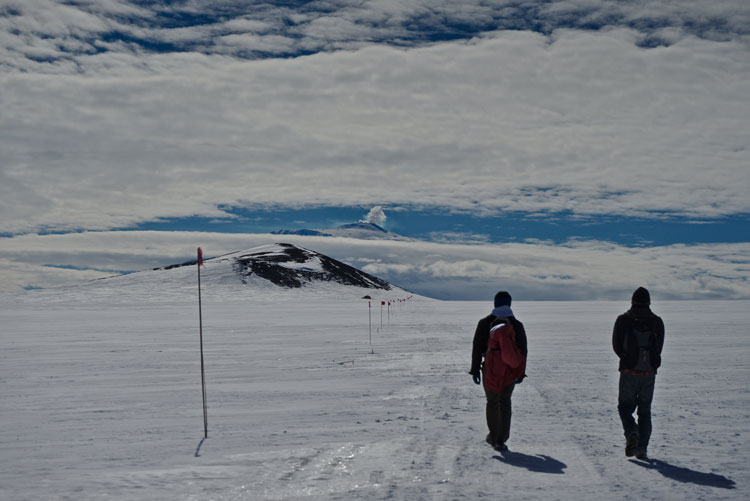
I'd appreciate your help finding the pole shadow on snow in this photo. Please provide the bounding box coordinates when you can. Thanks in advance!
[629,459,735,489]
[195,437,207,458]
[493,450,567,474]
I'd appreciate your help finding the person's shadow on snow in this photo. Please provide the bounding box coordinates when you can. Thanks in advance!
[493,450,567,474]
[630,458,735,489]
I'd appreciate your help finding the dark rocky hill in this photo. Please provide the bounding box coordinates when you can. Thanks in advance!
[231,243,392,290]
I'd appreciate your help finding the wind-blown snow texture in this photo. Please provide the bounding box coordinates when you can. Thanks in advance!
[1,277,747,499]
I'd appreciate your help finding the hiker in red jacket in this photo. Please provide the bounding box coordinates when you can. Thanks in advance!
[469,291,528,451]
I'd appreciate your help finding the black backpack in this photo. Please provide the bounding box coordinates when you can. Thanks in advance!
[628,318,654,371]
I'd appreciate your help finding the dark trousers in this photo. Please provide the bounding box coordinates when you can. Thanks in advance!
[617,372,655,448]
[484,382,515,445]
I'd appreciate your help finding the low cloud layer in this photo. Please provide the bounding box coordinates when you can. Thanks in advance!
[2,231,748,301]
[2,29,749,235]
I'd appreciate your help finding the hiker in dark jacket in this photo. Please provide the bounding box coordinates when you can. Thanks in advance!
[612,287,665,460]
[469,291,528,451]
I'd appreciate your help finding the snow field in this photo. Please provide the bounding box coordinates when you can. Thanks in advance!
[1,293,747,500]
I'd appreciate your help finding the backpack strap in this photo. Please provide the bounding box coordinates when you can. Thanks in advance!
[486,316,508,352]
[490,315,509,328]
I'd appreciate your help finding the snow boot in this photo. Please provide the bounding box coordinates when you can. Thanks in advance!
[635,446,648,460]
[625,432,639,457]
[486,434,507,451]
[486,434,495,447]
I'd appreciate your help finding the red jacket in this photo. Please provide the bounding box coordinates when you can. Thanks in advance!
[483,320,526,393]
[470,314,528,377]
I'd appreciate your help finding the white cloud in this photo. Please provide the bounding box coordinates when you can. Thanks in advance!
[4,1,749,72]
[1,231,748,300]
[361,206,387,226]
[1,29,749,235]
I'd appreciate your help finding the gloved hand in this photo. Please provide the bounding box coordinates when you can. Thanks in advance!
[472,373,481,385]
[515,374,527,384]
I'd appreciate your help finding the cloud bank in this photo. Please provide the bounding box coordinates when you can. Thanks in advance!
[2,231,748,300]
[2,29,749,235]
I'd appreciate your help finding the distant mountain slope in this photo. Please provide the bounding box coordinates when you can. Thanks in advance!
[15,243,412,305]
[230,243,392,290]
[149,243,400,293]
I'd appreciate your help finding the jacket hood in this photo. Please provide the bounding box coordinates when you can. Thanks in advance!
[626,305,655,319]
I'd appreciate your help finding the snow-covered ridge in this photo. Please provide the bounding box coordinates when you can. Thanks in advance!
[227,243,393,290]
[145,243,398,294]
[7,243,412,306]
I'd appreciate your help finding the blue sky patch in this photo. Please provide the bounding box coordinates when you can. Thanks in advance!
[128,205,750,247]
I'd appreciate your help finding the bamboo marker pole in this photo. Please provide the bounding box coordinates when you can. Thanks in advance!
[198,247,207,439]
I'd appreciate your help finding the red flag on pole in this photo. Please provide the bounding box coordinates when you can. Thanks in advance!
[197,247,204,267]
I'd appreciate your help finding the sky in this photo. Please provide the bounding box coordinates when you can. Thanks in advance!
[1,0,749,300]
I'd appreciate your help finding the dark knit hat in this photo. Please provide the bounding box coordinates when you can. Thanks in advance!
[494,291,512,307]
[632,287,650,305]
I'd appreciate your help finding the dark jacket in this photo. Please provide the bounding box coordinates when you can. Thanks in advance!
[612,305,665,373]
[470,314,528,376]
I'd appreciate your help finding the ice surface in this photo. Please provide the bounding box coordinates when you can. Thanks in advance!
[1,286,747,500]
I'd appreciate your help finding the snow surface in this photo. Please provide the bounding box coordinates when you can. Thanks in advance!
[1,285,747,500]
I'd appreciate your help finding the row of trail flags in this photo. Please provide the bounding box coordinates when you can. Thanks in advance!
[196,247,413,438]
[361,295,414,353]
[379,297,414,326]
